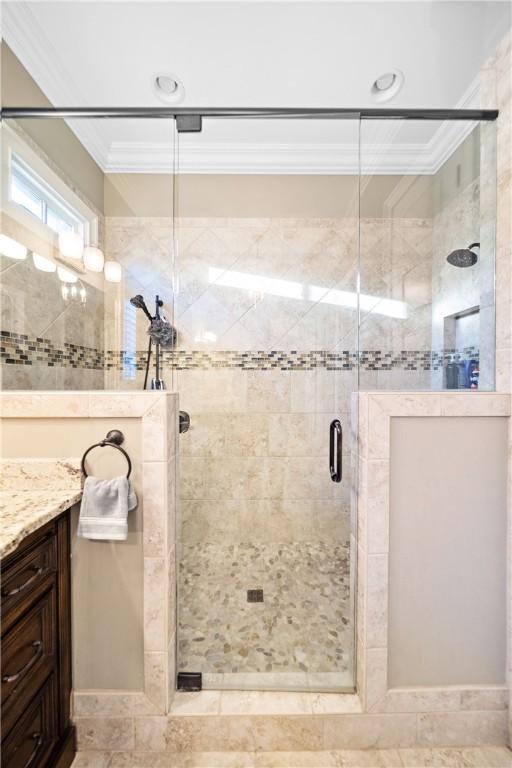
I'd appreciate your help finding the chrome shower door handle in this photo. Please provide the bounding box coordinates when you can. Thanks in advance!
[329,419,342,482]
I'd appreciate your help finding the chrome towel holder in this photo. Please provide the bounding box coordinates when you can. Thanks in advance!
[81,430,132,479]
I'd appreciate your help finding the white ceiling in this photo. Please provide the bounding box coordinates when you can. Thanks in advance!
[3,1,510,173]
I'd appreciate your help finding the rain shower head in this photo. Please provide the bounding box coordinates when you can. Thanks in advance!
[446,242,480,268]
[129,294,153,321]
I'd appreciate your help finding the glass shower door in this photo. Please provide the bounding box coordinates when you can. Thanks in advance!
[175,116,360,692]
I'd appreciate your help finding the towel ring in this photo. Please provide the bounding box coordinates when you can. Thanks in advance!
[81,430,132,479]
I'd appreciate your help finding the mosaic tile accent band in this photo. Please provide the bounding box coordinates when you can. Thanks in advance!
[1,331,479,372]
[0,331,103,370]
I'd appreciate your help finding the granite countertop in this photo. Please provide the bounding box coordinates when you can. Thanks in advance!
[0,459,82,558]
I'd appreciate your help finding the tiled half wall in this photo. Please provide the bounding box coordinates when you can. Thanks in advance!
[0,391,179,718]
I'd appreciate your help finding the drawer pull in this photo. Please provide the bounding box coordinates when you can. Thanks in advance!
[1,565,46,597]
[23,732,44,768]
[2,640,43,683]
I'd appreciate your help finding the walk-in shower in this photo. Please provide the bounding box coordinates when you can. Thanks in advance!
[0,106,497,694]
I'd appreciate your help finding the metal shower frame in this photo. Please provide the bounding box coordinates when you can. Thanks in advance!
[0,107,499,131]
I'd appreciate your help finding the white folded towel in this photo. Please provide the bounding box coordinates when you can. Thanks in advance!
[77,476,137,541]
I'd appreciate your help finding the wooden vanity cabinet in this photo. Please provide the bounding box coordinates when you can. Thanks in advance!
[1,510,75,768]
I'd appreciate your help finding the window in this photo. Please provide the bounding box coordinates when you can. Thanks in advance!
[123,300,137,381]
[9,154,85,237]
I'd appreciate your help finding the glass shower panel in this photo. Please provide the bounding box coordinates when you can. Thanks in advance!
[1,115,104,390]
[100,119,177,392]
[175,116,360,692]
[359,118,496,392]
[0,116,176,391]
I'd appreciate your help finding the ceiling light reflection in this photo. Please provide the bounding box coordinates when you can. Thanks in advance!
[194,331,218,344]
[210,267,303,300]
[208,267,407,320]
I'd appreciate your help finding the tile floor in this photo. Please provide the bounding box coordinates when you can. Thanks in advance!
[72,747,512,767]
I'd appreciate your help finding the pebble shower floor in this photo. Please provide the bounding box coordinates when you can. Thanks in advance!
[178,541,352,682]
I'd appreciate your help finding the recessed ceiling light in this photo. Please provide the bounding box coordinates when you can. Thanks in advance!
[153,73,185,104]
[156,75,178,95]
[371,69,404,102]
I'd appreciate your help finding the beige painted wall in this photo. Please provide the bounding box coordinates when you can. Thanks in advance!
[1,44,104,213]
[105,172,433,219]
[104,137,480,221]
[389,415,507,687]
[1,416,144,690]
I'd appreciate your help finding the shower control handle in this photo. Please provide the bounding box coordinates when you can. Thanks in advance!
[329,419,342,483]
[179,410,190,434]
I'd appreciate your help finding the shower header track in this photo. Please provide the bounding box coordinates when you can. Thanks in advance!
[1,107,498,133]
[1,106,499,121]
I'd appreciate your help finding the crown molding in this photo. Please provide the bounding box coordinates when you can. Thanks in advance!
[105,120,478,175]
[2,1,109,169]
[106,141,363,174]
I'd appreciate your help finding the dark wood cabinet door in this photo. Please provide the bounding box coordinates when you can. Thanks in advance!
[1,527,57,633]
[2,673,59,768]
[2,585,57,736]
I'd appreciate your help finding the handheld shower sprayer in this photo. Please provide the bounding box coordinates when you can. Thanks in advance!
[129,294,153,322]
[129,293,177,390]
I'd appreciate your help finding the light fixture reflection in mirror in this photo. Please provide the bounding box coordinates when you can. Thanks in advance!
[83,245,105,272]
[57,265,78,283]
[104,261,122,283]
[32,252,56,273]
[61,281,87,304]
[0,234,28,260]
[58,231,84,260]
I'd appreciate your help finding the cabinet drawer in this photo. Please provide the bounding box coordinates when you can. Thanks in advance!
[1,531,57,630]
[2,587,57,736]
[2,672,59,768]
